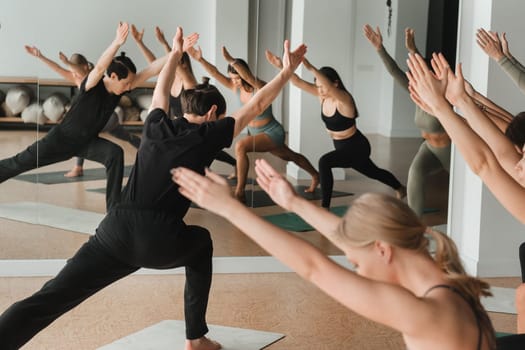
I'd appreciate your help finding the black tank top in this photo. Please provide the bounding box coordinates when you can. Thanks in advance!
[423,284,483,350]
[321,107,356,131]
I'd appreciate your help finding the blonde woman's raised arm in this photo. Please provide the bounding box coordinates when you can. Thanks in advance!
[171,165,446,336]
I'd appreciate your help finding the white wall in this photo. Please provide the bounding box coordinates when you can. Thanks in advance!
[0,0,214,77]
[0,0,250,113]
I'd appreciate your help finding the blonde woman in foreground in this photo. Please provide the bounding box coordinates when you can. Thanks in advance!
[172,159,496,350]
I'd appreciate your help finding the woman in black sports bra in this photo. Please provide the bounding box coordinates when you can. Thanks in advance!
[173,162,497,349]
[266,51,406,208]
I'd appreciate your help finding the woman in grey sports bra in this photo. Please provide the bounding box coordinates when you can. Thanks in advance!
[174,163,497,349]
[188,45,319,202]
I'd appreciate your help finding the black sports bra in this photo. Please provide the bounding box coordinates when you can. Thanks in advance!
[423,284,482,350]
[321,107,356,131]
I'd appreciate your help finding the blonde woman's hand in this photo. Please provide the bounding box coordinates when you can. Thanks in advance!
[171,167,235,217]
[255,159,298,211]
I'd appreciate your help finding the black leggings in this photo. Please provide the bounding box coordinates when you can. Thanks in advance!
[319,130,402,208]
[0,127,123,210]
[0,208,213,349]
[214,150,236,167]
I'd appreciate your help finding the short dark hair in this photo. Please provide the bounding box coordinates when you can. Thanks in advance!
[506,111,525,149]
[107,52,137,80]
[181,83,226,116]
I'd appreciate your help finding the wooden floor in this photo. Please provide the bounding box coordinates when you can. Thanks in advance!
[0,129,514,349]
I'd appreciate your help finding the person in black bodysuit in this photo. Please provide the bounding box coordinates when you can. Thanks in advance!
[1,22,169,211]
[130,25,237,177]
[0,28,307,350]
[266,51,405,208]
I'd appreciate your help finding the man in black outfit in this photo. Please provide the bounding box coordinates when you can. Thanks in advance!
[0,22,168,211]
[0,27,306,350]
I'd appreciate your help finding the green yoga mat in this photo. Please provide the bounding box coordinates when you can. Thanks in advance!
[15,165,134,184]
[263,205,349,232]
[263,205,439,232]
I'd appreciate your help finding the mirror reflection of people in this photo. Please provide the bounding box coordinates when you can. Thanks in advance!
[5,22,165,211]
[266,51,405,208]
[406,51,525,348]
[188,45,319,202]
[172,159,496,350]
[363,25,449,217]
[0,28,308,350]
[130,24,237,179]
[25,45,142,179]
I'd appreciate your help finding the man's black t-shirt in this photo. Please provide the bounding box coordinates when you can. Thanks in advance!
[121,108,235,218]
[57,77,122,145]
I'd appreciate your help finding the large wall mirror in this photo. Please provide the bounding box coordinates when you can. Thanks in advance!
[0,0,450,269]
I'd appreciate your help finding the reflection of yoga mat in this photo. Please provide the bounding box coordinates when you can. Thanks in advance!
[244,186,351,208]
[481,286,516,314]
[263,206,349,232]
[98,320,284,350]
[14,165,133,184]
[0,202,103,235]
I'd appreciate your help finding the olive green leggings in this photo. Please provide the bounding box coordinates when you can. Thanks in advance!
[407,141,450,216]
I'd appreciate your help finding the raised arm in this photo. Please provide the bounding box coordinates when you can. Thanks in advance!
[477,28,525,95]
[363,24,409,90]
[149,27,183,114]
[130,24,156,63]
[501,32,525,71]
[230,40,305,137]
[155,26,172,54]
[171,165,453,336]
[131,32,198,90]
[85,22,129,91]
[222,46,265,89]
[302,57,356,117]
[404,28,421,55]
[187,46,234,90]
[466,80,514,131]
[265,49,317,96]
[407,53,525,223]
[24,45,76,84]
